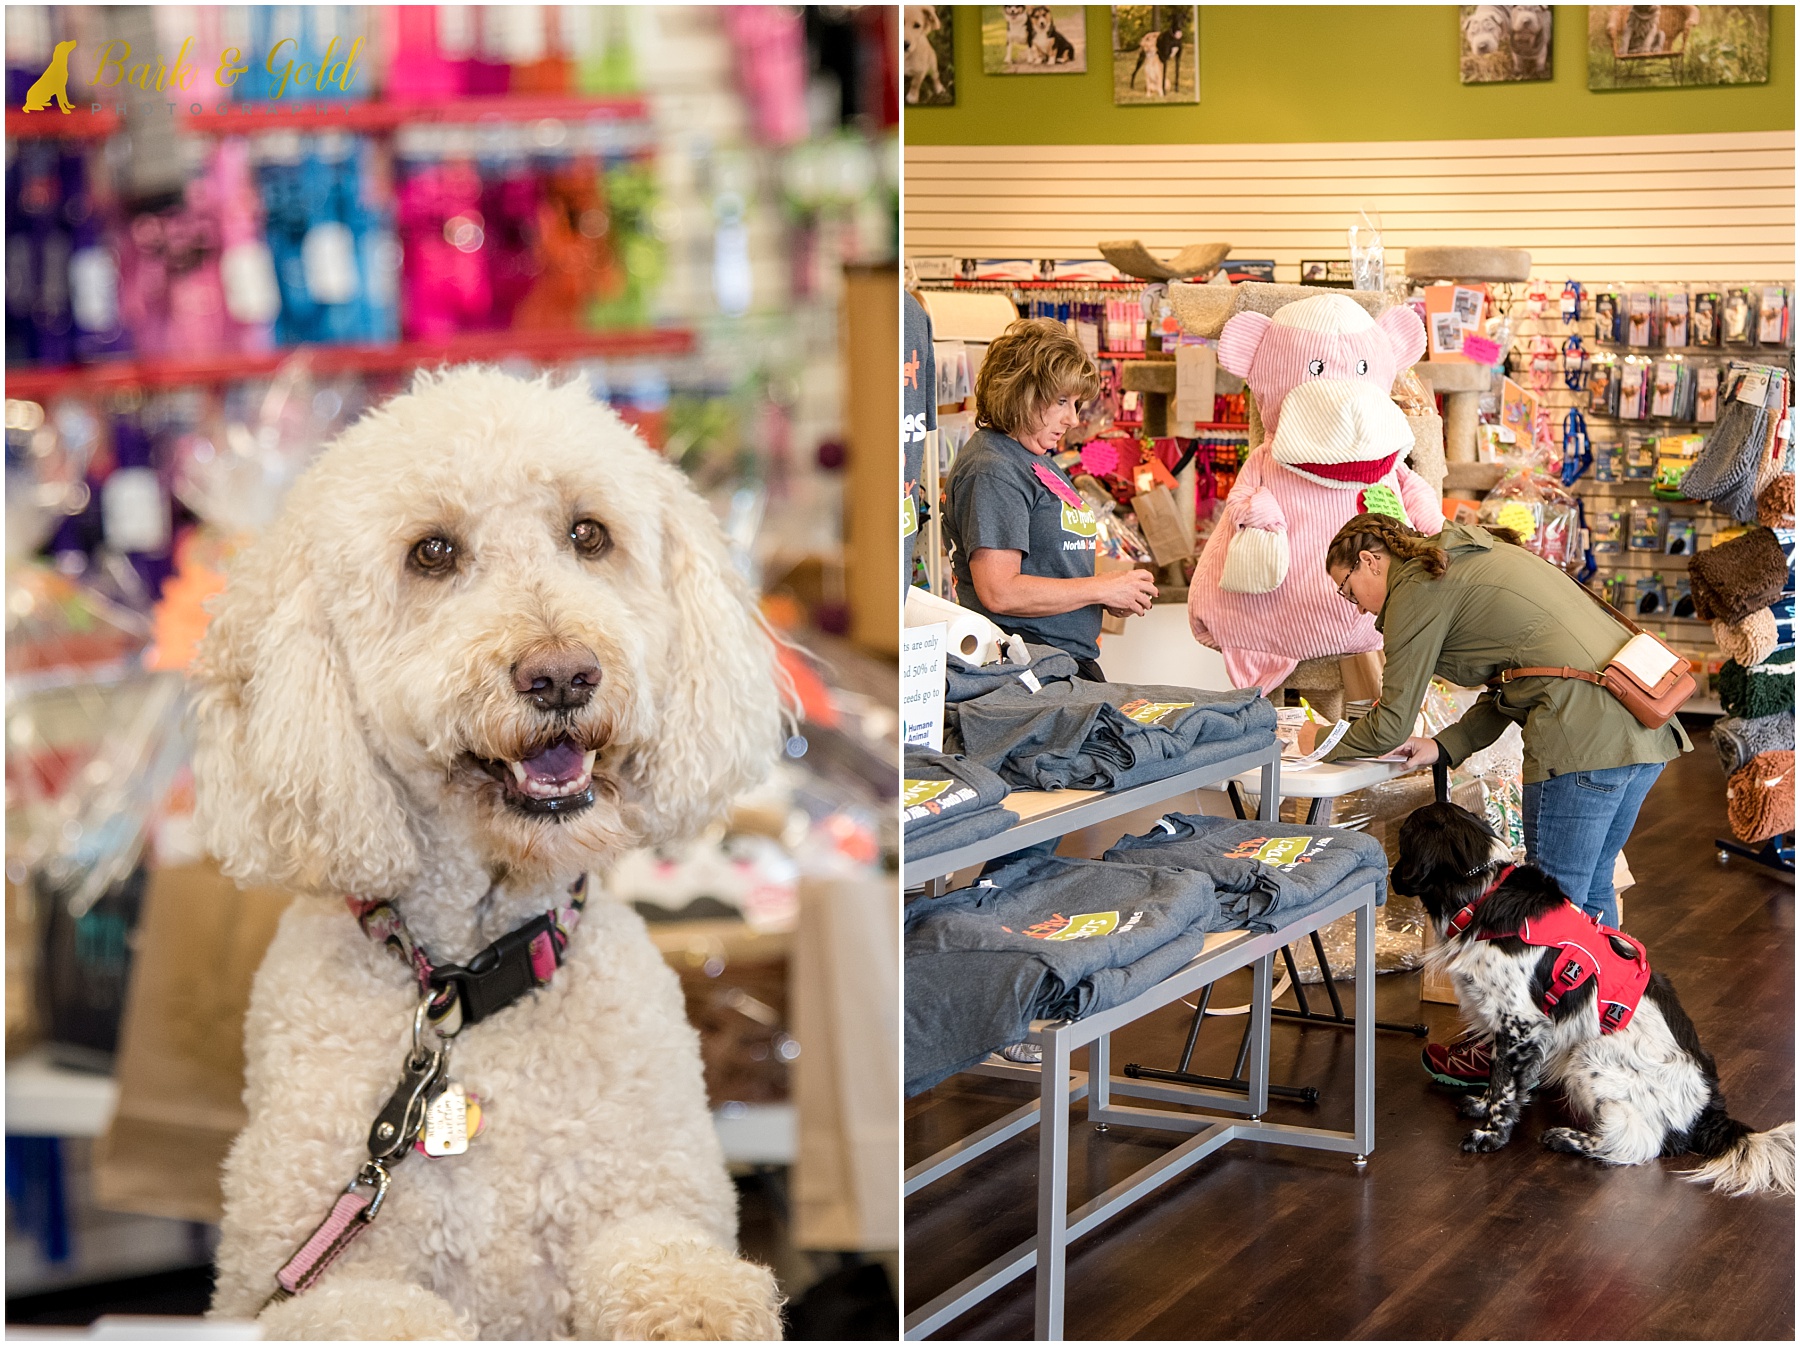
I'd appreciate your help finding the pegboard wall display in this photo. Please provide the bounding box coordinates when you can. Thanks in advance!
[1470,278,1794,712]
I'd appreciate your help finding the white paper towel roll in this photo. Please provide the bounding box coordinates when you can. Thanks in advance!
[918,290,1022,342]
[904,587,1010,666]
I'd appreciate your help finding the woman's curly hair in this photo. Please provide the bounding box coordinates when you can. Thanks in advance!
[974,318,1101,437]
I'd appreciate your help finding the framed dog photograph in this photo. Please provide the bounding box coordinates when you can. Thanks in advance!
[982,5,1087,73]
[1111,6,1199,104]
[1460,5,1553,83]
[1588,4,1771,89]
[904,5,956,105]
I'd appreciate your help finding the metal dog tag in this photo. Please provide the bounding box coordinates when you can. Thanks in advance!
[422,1082,470,1158]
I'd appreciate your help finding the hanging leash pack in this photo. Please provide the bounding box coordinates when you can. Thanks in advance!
[264,877,588,1307]
[1561,408,1592,486]
[1562,334,1588,391]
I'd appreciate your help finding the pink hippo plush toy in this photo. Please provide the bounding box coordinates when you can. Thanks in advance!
[1188,292,1441,692]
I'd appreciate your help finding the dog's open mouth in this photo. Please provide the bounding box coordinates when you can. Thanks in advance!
[470,736,598,818]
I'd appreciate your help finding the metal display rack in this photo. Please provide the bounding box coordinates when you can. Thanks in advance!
[905,873,1381,1341]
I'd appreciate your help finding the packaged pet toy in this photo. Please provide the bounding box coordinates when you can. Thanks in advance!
[1723,289,1754,345]
[1594,289,1620,343]
[1692,290,1722,347]
[1186,292,1439,691]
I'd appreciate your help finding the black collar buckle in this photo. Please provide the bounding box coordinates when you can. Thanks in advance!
[428,909,559,1028]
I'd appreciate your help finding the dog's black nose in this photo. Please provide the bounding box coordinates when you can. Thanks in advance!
[513,647,601,712]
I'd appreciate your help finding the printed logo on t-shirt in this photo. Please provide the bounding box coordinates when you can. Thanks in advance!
[1060,501,1098,539]
[1021,910,1144,941]
[903,778,952,808]
[1118,698,1194,726]
[1224,835,1335,869]
[1031,460,1098,543]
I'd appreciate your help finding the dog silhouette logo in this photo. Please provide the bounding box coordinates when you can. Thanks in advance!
[23,40,77,113]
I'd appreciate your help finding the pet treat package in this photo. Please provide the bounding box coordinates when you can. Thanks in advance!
[1477,471,1580,570]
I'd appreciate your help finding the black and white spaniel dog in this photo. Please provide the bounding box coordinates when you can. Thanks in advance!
[1395,801,1793,1197]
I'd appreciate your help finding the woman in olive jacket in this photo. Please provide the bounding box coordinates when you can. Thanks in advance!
[1323,513,1689,924]
[1322,514,1689,1082]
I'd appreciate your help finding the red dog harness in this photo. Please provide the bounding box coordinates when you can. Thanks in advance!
[1446,865,1651,1034]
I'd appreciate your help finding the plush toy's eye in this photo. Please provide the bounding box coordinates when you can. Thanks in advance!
[409,535,458,576]
[1308,359,1325,376]
[571,518,612,558]
[1356,358,1369,375]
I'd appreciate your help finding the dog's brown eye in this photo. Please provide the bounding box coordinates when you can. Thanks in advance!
[571,518,611,558]
[410,535,457,575]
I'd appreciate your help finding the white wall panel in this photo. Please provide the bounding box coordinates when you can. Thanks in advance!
[903,131,1796,283]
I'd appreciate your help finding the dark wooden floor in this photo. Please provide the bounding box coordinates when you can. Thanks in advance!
[904,726,1795,1340]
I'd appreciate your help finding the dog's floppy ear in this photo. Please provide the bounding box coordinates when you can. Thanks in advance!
[190,507,418,897]
[628,465,783,845]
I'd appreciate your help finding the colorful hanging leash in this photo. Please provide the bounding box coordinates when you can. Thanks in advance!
[1561,408,1592,486]
[1562,334,1588,390]
[1560,280,1584,326]
[1573,495,1597,583]
[265,878,588,1308]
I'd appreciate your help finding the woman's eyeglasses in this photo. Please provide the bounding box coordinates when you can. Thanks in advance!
[1335,563,1360,604]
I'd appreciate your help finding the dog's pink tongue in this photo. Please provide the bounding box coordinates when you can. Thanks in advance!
[521,738,585,784]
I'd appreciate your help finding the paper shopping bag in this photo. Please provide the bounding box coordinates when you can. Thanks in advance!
[92,862,292,1223]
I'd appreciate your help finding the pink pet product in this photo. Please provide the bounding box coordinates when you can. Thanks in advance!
[1187,292,1441,693]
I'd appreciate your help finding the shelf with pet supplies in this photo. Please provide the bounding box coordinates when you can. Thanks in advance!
[2,326,697,398]
[6,93,651,141]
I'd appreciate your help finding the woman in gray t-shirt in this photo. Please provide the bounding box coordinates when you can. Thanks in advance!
[943,319,1156,679]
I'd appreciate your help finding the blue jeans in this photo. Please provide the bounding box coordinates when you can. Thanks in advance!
[1521,763,1664,929]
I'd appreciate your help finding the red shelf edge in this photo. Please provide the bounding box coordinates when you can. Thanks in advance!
[3,328,695,399]
[8,94,648,141]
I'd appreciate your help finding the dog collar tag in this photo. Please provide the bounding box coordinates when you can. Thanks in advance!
[421,1082,472,1158]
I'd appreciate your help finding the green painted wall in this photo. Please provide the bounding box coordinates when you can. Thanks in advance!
[906,5,1795,144]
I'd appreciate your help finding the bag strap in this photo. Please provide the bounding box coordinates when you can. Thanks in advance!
[1496,664,1609,687]
[1488,563,1648,690]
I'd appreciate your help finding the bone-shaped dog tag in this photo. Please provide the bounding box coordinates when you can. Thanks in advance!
[422,1082,470,1157]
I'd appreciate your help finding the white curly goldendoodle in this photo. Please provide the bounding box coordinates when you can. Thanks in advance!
[192,367,786,1339]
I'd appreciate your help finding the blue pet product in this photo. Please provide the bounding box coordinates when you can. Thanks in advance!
[65,152,133,364]
[9,142,77,367]
[102,412,174,601]
[243,6,367,105]
[258,134,389,346]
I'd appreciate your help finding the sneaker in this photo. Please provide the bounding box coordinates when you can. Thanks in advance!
[1422,1036,1491,1089]
[995,1041,1043,1066]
